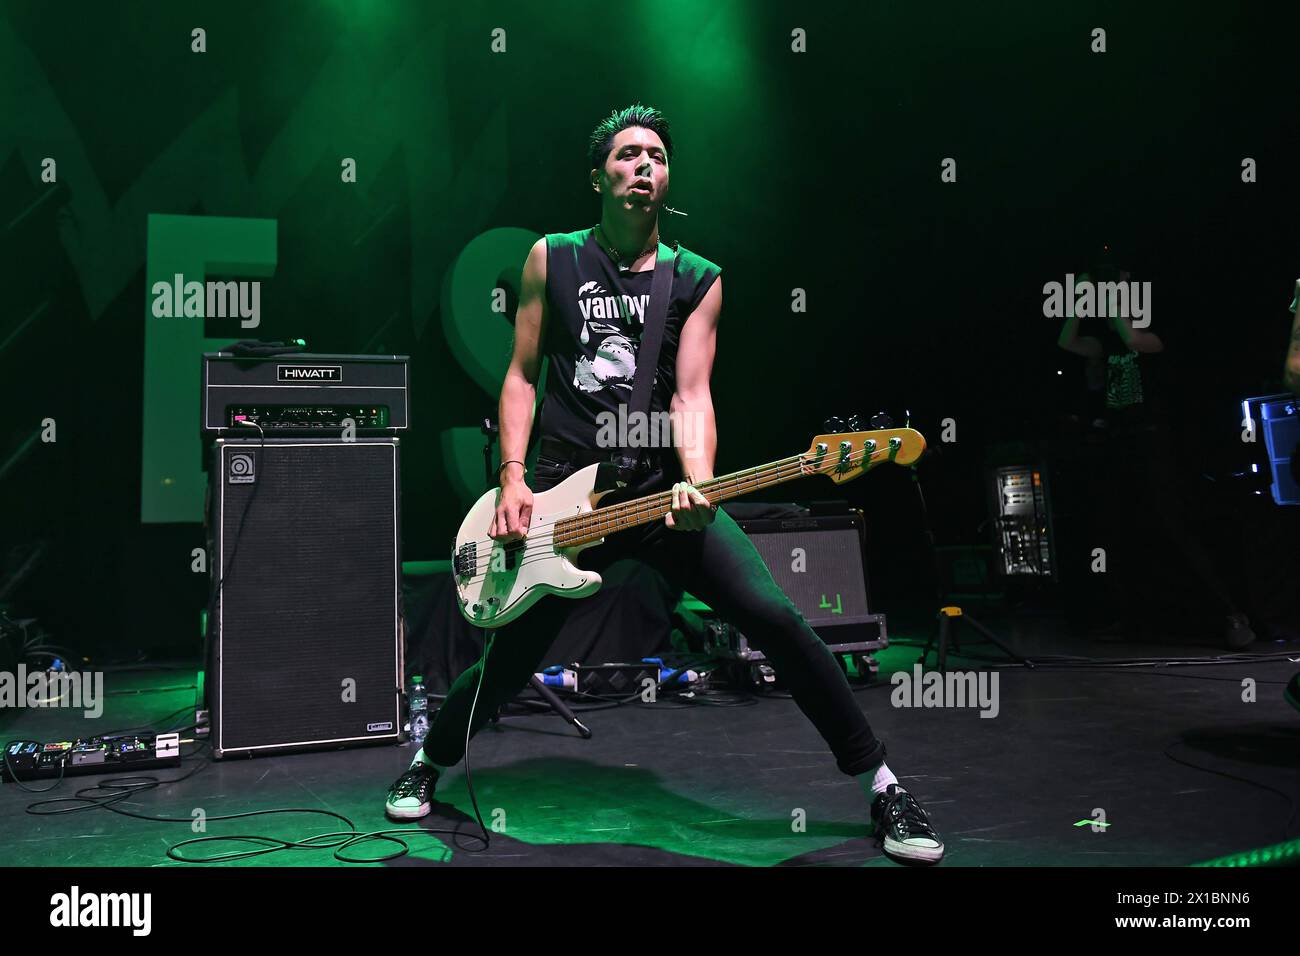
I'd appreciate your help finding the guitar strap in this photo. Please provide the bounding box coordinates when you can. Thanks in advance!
[616,240,677,477]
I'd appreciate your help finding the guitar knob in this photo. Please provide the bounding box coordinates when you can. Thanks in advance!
[471,603,482,613]
[822,415,844,433]
[869,411,894,429]
[846,414,862,431]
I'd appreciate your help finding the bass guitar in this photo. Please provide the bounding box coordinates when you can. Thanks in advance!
[452,426,925,627]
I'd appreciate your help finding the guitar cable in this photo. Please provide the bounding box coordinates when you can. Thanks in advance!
[208,419,266,614]
[453,633,492,851]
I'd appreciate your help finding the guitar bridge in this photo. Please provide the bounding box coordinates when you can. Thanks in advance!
[453,541,476,579]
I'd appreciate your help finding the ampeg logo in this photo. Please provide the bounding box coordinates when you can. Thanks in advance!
[277,364,342,382]
[367,721,393,733]
[228,452,256,484]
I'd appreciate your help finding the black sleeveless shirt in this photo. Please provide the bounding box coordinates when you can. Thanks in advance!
[535,227,722,451]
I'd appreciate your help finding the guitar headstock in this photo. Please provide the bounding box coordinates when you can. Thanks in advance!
[801,414,926,484]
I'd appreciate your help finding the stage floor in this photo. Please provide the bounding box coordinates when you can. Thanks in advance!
[2,614,1297,867]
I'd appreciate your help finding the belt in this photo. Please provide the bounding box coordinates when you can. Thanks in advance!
[538,437,660,471]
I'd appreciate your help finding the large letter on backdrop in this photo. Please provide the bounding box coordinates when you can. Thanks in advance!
[141,214,277,523]
[439,227,544,506]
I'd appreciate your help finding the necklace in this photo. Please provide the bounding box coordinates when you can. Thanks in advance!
[594,224,658,272]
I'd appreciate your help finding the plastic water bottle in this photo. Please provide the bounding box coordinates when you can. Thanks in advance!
[408,675,429,747]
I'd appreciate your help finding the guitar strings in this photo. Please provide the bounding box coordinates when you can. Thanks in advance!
[457,455,800,561]
[458,445,895,575]
[456,445,900,582]
[487,440,906,556]
[464,451,803,555]
[461,452,813,569]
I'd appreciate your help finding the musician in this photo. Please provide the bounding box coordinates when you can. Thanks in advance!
[1056,257,1254,648]
[384,104,944,863]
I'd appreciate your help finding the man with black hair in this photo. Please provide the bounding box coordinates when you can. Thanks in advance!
[383,103,945,864]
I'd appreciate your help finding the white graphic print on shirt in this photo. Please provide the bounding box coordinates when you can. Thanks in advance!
[572,279,653,395]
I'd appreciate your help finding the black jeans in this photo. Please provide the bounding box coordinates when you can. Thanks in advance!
[422,457,886,777]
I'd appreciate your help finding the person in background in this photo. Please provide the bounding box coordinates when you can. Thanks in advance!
[1057,254,1254,649]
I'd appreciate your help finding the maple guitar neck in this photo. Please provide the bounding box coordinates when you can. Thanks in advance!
[551,427,925,549]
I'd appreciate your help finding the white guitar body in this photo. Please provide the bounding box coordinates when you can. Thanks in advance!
[452,463,617,628]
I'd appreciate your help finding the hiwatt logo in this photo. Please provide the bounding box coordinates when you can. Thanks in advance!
[577,280,650,327]
[151,273,260,328]
[49,886,151,936]
[890,664,999,718]
[1041,272,1151,328]
[277,364,342,382]
[0,666,103,718]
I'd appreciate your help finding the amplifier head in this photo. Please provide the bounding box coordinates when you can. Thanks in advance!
[202,352,410,434]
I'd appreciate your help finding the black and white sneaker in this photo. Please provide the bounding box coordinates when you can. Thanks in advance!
[384,761,439,820]
[871,784,945,864]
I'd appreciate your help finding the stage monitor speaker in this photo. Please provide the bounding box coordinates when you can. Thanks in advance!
[206,437,402,758]
[729,512,886,647]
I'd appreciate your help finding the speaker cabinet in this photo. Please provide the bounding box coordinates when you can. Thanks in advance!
[205,437,402,758]
[709,512,887,657]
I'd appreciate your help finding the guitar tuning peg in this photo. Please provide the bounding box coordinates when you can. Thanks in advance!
[845,414,862,431]
[822,415,844,433]
[869,411,894,430]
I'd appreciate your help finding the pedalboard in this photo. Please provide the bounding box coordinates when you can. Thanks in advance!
[1,733,182,782]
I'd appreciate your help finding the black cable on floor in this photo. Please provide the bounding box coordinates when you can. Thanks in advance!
[1162,741,1300,842]
[930,650,1299,672]
[6,705,486,863]
[16,738,491,864]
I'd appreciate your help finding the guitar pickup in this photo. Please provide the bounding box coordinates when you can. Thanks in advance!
[500,540,524,572]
